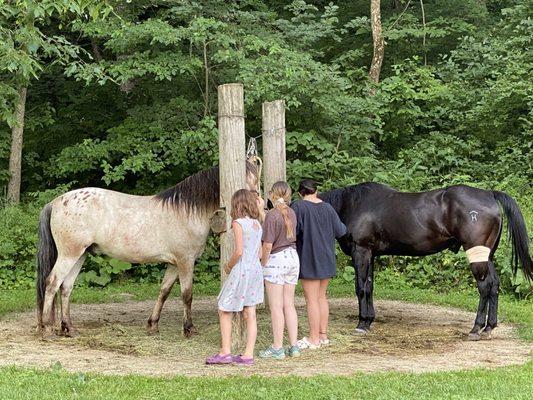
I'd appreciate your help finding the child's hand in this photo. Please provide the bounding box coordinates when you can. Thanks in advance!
[256,195,265,210]
[224,263,233,275]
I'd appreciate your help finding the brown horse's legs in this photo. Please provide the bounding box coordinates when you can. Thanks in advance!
[352,246,373,333]
[41,255,83,338]
[147,264,178,334]
[178,263,197,338]
[60,254,86,337]
[469,261,491,341]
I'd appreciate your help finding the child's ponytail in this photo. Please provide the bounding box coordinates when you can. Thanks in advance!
[270,181,294,239]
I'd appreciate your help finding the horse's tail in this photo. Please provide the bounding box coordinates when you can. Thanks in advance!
[492,191,533,281]
[36,203,57,327]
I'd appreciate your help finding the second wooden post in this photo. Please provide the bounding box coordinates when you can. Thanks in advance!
[262,100,286,197]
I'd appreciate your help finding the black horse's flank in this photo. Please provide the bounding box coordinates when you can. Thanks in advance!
[320,183,533,340]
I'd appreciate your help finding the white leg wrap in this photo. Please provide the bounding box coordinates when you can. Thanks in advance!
[465,246,491,263]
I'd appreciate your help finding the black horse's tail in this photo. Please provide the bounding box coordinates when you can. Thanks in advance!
[36,203,57,327]
[492,191,533,281]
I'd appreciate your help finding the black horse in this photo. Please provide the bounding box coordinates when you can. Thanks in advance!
[320,183,532,340]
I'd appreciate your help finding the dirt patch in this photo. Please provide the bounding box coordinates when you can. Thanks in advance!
[0,297,530,377]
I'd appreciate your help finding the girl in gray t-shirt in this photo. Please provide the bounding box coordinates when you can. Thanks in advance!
[259,181,301,360]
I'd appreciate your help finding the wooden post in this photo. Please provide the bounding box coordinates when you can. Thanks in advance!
[262,100,286,310]
[218,83,246,349]
[262,100,286,198]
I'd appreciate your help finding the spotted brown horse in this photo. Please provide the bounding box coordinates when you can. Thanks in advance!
[36,162,258,339]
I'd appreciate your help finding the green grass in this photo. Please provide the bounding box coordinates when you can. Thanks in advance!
[0,362,531,400]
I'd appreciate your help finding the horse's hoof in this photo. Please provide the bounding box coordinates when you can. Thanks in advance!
[468,332,481,341]
[61,328,80,338]
[41,328,57,341]
[146,325,159,336]
[354,327,369,335]
[480,329,493,340]
[184,326,198,338]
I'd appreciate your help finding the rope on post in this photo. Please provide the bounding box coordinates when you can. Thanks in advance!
[262,126,286,136]
[246,137,262,194]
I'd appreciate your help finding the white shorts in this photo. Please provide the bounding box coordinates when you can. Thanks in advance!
[263,247,300,285]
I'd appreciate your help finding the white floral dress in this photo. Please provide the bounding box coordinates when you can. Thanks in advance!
[217,217,264,312]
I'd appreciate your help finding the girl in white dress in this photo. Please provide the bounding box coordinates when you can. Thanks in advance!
[206,189,263,366]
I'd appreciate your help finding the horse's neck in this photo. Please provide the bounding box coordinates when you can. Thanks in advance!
[158,202,214,242]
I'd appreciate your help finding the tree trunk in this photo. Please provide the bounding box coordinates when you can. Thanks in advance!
[393,0,403,11]
[7,86,27,204]
[91,38,103,62]
[419,0,427,65]
[369,0,385,87]
[203,41,210,117]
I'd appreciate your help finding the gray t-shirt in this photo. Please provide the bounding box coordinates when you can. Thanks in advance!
[261,208,297,254]
[291,200,347,279]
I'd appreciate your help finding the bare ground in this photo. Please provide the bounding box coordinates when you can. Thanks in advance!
[0,297,530,377]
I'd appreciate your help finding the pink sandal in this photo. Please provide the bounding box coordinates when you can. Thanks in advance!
[233,355,254,365]
[206,353,233,365]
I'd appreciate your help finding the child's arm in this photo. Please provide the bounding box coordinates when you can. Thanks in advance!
[256,195,266,223]
[261,242,272,266]
[224,221,243,274]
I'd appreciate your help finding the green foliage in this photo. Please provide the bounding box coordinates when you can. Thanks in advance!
[0,203,37,288]
[0,1,532,296]
[0,0,112,124]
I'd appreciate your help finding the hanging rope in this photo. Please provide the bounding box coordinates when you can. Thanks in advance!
[261,126,285,136]
[246,137,262,194]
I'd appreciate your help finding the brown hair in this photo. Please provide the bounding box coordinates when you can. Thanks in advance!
[298,179,317,196]
[269,181,294,239]
[230,189,260,220]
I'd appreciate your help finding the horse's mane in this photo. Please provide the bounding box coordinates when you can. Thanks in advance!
[155,162,257,213]
[320,182,394,213]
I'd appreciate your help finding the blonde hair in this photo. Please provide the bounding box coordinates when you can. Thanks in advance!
[230,189,260,220]
[270,181,294,239]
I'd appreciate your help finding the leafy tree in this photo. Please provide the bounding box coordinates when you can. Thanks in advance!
[0,0,110,202]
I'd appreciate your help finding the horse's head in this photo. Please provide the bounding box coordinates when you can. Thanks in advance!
[245,159,259,192]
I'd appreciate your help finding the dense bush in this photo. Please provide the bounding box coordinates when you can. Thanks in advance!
[0,2,531,295]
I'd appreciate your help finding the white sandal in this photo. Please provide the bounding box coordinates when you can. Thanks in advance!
[297,337,321,350]
[320,338,331,346]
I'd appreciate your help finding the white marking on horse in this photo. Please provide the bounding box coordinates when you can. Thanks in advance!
[469,210,479,222]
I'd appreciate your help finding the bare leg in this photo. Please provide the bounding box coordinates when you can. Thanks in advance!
[60,254,86,337]
[318,278,330,341]
[178,262,197,337]
[266,281,284,349]
[243,306,257,358]
[219,310,233,355]
[147,264,178,334]
[283,283,298,346]
[301,279,321,345]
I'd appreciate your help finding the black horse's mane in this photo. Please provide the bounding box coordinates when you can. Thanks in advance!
[155,162,257,213]
[320,182,394,213]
